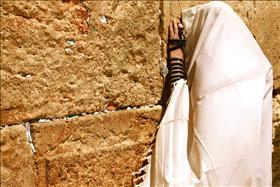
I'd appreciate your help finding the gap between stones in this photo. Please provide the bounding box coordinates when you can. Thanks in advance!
[1,105,162,156]
[0,104,162,128]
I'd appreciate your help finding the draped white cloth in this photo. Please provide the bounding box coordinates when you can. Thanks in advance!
[136,1,273,187]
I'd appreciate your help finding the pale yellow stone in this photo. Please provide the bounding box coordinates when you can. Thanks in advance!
[31,107,161,186]
[0,125,37,187]
[0,1,162,125]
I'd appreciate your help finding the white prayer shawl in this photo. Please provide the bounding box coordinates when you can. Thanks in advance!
[133,1,272,187]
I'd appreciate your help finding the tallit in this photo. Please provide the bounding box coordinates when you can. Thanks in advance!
[133,1,273,186]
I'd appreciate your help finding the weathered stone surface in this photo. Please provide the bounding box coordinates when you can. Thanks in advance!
[273,95,280,186]
[273,122,280,186]
[0,107,161,186]
[41,143,147,187]
[32,106,161,156]
[0,1,163,125]
[31,107,161,186]
[0,125,37,187]
[163,1,280,88]
[251,1,280,90]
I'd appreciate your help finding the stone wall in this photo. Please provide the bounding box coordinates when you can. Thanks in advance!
[273,95,280,186]
[1,1,162,125]
[1,1,279,186]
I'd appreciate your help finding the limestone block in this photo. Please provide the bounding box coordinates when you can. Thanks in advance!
[40,143,147,187]
[0,1,162,125]
[273,95,280,186]
[32,106,161,156]
[163,1,280,88]
[0,125,37,187]
[31,107,161,185]
[251,1,280,89]
[273,121,280,186]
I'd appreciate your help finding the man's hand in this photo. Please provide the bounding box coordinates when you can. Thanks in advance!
[168,19,184,60]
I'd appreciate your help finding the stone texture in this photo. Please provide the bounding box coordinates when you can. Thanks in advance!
[32,106,161,156]
[31,106,161,186]
[0,1,163,125]
[42,143,147,187]
[273,95,280,186]
[163,1,280,88]
[251,1,280,90]
[0,125,37,187]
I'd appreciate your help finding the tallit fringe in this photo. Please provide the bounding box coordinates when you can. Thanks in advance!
[131,124,160,187]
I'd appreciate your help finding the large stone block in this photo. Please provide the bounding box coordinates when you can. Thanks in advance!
[39,143,147,187]
[251,1,280,90]
[0,125,37,187]
[273,95,280,186]
[162,1,280,88]
[273,121,280,186]
[32,106,161,156]
[0,1,163,125]
[31,107,161,186]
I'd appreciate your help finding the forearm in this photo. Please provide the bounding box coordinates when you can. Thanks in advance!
[169,57,185,86]
[168,19,186,88]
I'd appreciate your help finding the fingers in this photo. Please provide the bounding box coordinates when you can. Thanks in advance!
[169,19,182,39]
[169,20,174,38]
[178,23,183,39]
[173,19,178,37]
[178,23,183,29]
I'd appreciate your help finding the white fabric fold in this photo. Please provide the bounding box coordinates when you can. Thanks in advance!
[136,1,272,186]
[139,79,198,187]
